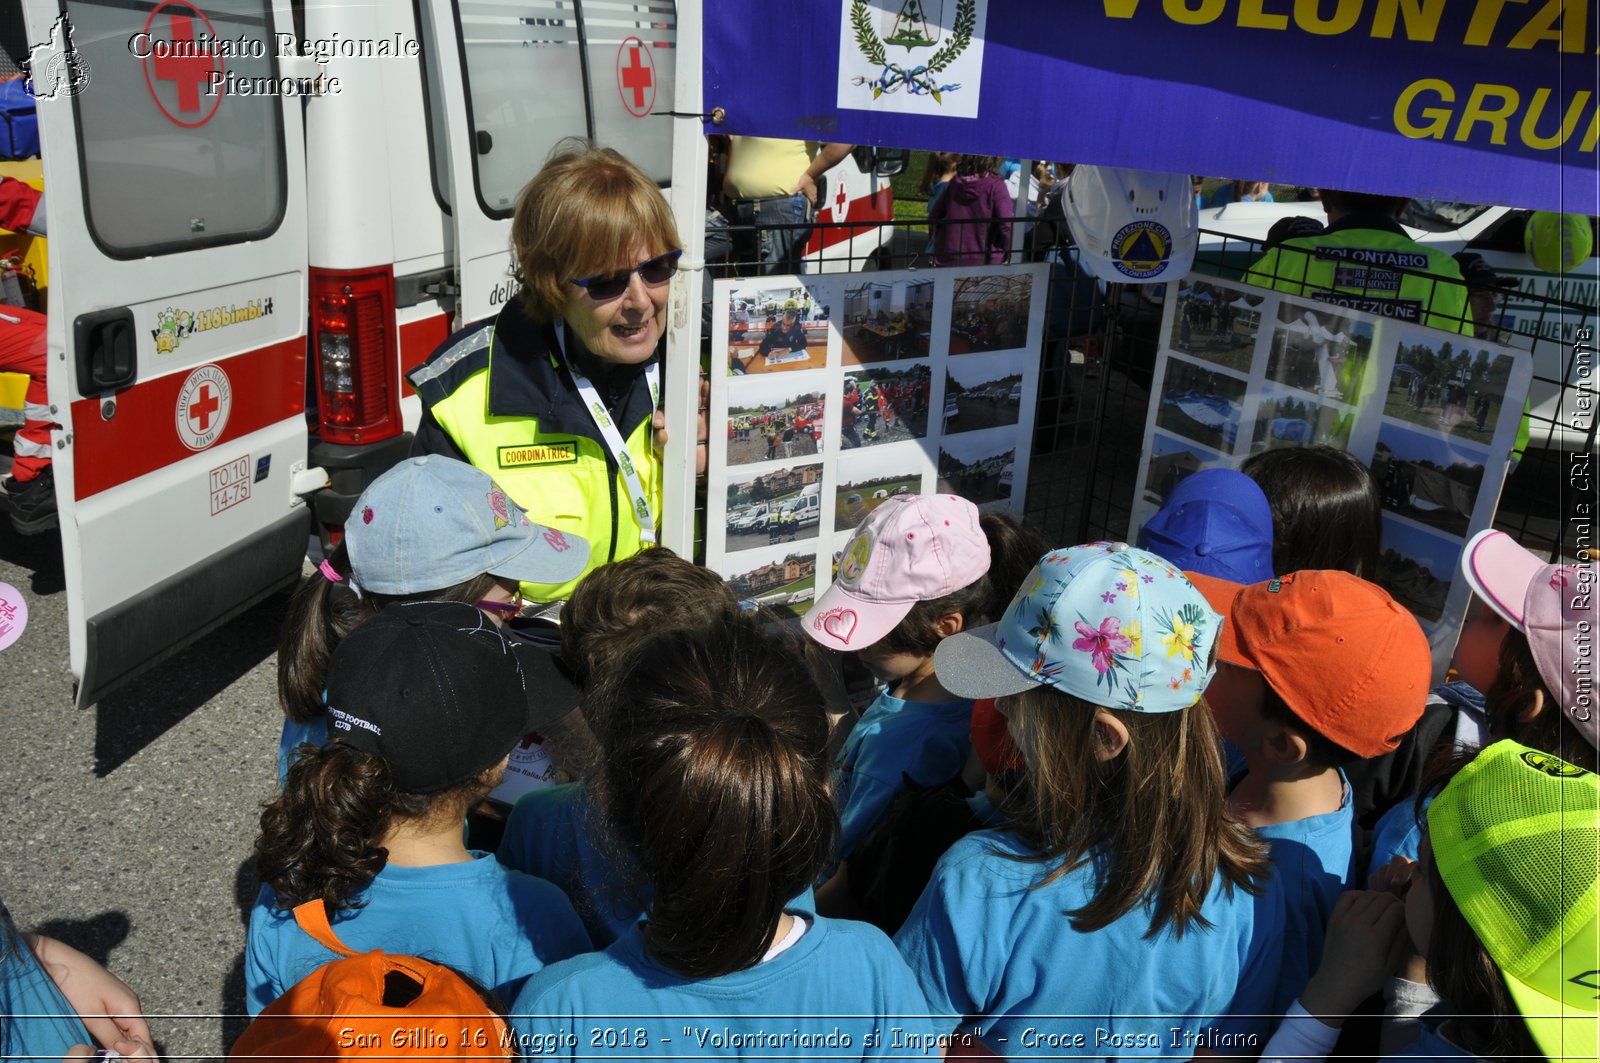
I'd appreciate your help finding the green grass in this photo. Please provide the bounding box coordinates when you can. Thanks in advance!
[892,152,932,226]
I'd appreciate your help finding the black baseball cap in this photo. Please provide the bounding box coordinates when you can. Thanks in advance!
[324,601,534,794]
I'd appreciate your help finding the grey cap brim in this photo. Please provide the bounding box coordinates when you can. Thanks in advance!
[933,622,1041,699]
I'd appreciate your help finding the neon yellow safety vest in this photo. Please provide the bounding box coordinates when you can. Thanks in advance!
[408,303,662,603]
[1244,223,1471,334]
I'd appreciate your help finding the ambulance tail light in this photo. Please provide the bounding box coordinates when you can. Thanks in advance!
[311,267,401,446]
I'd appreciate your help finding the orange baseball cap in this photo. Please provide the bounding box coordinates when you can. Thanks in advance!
[1187,570,1431,757]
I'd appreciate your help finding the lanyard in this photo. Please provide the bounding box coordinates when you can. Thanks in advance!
[554,323,659,546]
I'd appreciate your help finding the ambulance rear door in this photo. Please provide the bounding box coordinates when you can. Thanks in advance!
[23,0,311,707]
[423,0,677,327]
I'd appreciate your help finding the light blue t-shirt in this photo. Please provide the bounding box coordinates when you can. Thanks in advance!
[895,830,1279,1058]
[245,851,590,1015]
[499,782,643,948]
[511,914,939,1060]
[831,690,975,866]
[277,716,327,784]
[1248,775,1356,1019]
[0,907,94,1061]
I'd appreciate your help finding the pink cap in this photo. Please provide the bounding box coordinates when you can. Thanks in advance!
[1461,530,1598,751]
[804,494,991,651]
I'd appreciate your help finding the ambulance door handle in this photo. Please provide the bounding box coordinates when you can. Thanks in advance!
[476,131,492,155]
[73,307,137,398]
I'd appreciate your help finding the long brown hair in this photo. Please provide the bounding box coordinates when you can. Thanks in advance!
[255,744,492,912]
[1423,840,1543,1061]
[276,544,501,723]
[587,616,836,977]
[1002,686,1269,937]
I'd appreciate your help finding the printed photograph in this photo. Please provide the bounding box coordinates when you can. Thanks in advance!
[726,283,831,376]
[841,363,931,449]
[1248,386,1353,454]
[1385,337,1516,445]
[943,350,1026,434]
[1143,432,1222,505]
[834,447,927,532]
[1154,357,1248,453]
[841,279,934,365]
[726,546,819,621]
[1369,424,1487,539]
[725,374,826,467]
[1376,516,1460,623]
[949,273,1032,354]
[724,462,823,553]
[1265,303,1375,403]
[1168,280,1264,375]
[937,429,1015,506]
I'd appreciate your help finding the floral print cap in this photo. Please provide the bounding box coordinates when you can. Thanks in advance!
[932,541,1223,712]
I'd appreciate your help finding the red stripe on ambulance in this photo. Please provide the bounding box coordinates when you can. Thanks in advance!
[808,189,893,254]
[70,338,306,500]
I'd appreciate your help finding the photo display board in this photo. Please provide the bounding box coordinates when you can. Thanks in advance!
[1131,276,1533,679]
[707,264,1048,617]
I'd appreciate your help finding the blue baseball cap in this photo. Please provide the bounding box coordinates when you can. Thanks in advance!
[933,542,1222,713]
[1137,468,1274,584]
[345,456,590,595]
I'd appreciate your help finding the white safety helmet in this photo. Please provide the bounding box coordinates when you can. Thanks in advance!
[1064,166,1197,284]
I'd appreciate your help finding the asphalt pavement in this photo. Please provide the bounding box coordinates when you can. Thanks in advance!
[0,522,291,1061]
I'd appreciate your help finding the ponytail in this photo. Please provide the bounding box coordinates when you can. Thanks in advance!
[276,545,505,724]
[255,744,490,912]
[256,744,397,912]
[877,511,1047,655]
[588,616,835,978]
[277,545,374,724]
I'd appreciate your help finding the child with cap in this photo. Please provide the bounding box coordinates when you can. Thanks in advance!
[497,547,742,946]
[1136,467,1275,584]
[895,543,1278,1057]
[509,615,940,1059]
[1189,568,1431,1019]
[1367,529,1599,877]
[276,455,590,783]
[1259,738,1598,1063]
[245,601,590,1016]
[801,494,1040,882]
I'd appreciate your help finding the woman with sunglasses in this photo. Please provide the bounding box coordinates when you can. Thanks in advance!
[408,140,689,605]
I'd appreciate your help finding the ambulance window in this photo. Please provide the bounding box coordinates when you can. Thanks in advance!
[583,0,675,184]
[414,0,452,212]
[455,0,590,216]
[66,0,287,255]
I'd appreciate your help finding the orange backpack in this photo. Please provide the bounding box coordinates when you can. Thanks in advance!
[229,900,512,1061]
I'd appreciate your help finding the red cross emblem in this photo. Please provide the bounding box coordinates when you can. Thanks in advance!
[188,383,221,431]
[834,185,851,222]
[142,1,224,128]
[616,37,656,118]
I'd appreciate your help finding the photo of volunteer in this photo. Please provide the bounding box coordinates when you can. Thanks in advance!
[407,140,704,604]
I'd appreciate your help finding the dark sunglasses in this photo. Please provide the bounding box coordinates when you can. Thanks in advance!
[572,250,682,301]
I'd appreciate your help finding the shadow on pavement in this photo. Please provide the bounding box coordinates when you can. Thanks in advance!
[92,591,289,777]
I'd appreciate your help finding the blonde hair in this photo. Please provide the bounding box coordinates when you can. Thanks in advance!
[511,140,682,321]
[1002,686,1269,937]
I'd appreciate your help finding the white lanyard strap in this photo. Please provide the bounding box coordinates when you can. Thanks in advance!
[554,323,658,546]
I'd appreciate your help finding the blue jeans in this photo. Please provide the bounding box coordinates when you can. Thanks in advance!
[732,193,812,275]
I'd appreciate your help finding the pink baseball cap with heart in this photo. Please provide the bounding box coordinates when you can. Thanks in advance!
[803,494,991,652]
[1461,529,1599,751]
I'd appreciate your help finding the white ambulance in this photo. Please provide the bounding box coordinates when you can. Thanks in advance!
[15,0,901,706]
